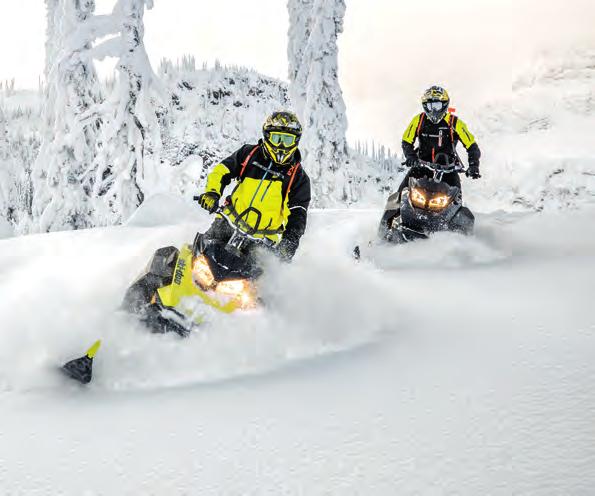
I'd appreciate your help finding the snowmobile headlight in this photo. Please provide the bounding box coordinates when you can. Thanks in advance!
[428,194,452,211]
[216,279,258,309]
[410,187,427,208]
[192,255,215,289]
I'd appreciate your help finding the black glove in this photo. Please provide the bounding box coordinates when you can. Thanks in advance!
[466,163,481,179]
[404,156,418,168]
[198,192,220,213]
[275,238,297,262]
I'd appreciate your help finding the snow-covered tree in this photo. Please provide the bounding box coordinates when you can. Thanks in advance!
[31,0,164,232]
[287,0,350,203]
[32,0,103,232]
[86,0,166,225]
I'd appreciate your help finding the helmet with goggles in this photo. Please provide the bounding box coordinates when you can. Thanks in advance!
[262,111,302,165]
[421,86,450,124]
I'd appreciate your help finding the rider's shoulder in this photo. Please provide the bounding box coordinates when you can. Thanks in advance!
[446,112,470,126]
[233,143,261,162]
[293,156,310,184]
[239,143,260,154]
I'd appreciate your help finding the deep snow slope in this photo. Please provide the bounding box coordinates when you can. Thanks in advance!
[469,49,595,212]
[0,198,594,494]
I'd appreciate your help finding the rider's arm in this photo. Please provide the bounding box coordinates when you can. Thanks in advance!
[454,118,481,166]
[282,169,311,254]
[402,114,423,160]
[205,145,255,195]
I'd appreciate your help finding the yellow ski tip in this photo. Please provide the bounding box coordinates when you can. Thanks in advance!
[85,340,101,359]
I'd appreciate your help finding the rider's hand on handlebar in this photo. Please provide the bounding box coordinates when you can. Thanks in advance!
[198,192,220,213]
[404,156,419,168]
[274,238,297,263]
[466,163,481,179]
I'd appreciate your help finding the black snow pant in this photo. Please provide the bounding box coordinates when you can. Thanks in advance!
[202,218,273,261]
[203,217,235,244]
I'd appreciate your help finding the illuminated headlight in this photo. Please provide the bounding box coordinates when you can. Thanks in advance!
[193,255,257,309]
[192,255,215,289]
[427,194,452,210]
[410,187,427,208]
[216,279,258,309]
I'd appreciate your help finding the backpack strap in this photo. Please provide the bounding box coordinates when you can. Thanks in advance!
[416,113,426,138]
[449,114,457,143]
[282,162,301,212]
[239,145,260,178]
[448,114,463,164]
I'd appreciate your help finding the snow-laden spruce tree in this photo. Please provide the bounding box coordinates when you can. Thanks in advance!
[287,0,350,203]
[33,0,164,231]
[85,0,166,225]
[32,0,103,232]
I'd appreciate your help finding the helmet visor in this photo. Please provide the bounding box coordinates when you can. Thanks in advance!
[423,100,448,123]
[424,101,447,112]
[268,132,298,148]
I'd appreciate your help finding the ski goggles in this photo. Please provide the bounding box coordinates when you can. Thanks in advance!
[423,101,447,112]
[267,132,298,147]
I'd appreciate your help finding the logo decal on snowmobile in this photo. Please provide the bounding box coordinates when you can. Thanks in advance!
[174,259,186,285]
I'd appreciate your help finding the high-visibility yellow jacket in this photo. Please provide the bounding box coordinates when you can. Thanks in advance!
[402,112,481,166]
[205,141,311,244]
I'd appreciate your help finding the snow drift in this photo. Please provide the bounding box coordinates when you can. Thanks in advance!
[0,198,594,494]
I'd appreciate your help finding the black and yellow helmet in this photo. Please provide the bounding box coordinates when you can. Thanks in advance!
[262,111,302,165]
[421,86,450,124]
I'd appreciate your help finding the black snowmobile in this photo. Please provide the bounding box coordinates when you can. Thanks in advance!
[377,159,475,244]
[121,204,275,337]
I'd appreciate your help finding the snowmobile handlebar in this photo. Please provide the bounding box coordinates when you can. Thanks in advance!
[416,160,467,174]
[192,196,276,249]
[401,160,466,174]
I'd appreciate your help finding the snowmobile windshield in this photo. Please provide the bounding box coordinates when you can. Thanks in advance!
[409,178,458,211]
[202,242,263,282]
[411,177,458,197]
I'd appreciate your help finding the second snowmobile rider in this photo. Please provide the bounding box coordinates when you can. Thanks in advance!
[198,111,311,261]
[398,85,482,195]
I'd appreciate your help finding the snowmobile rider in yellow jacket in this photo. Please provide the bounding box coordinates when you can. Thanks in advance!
[198,111,311,261]
[398,86,481,195]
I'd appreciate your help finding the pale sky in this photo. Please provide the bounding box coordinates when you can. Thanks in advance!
[0,0,593,149]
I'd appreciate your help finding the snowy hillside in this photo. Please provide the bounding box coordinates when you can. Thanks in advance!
[0,198,594,493]
[0,60,401,234]
[3,48,594,235]
[1,49,594,494]
[470,49,595,211]
[0,1,593,492]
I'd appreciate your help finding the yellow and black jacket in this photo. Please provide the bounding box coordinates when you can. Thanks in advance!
[205,141,311,246]
[402,112,481,166]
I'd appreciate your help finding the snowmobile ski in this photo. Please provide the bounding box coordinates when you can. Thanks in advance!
[61,340,101,385]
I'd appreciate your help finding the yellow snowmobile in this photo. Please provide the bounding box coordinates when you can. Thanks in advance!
[122,208,273,337]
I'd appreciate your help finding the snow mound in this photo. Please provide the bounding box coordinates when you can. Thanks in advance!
[360,231,508,271]
[0,209,397,393]
[0,216,14,239]
[471,48,595,212]
[125,193,200,227]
